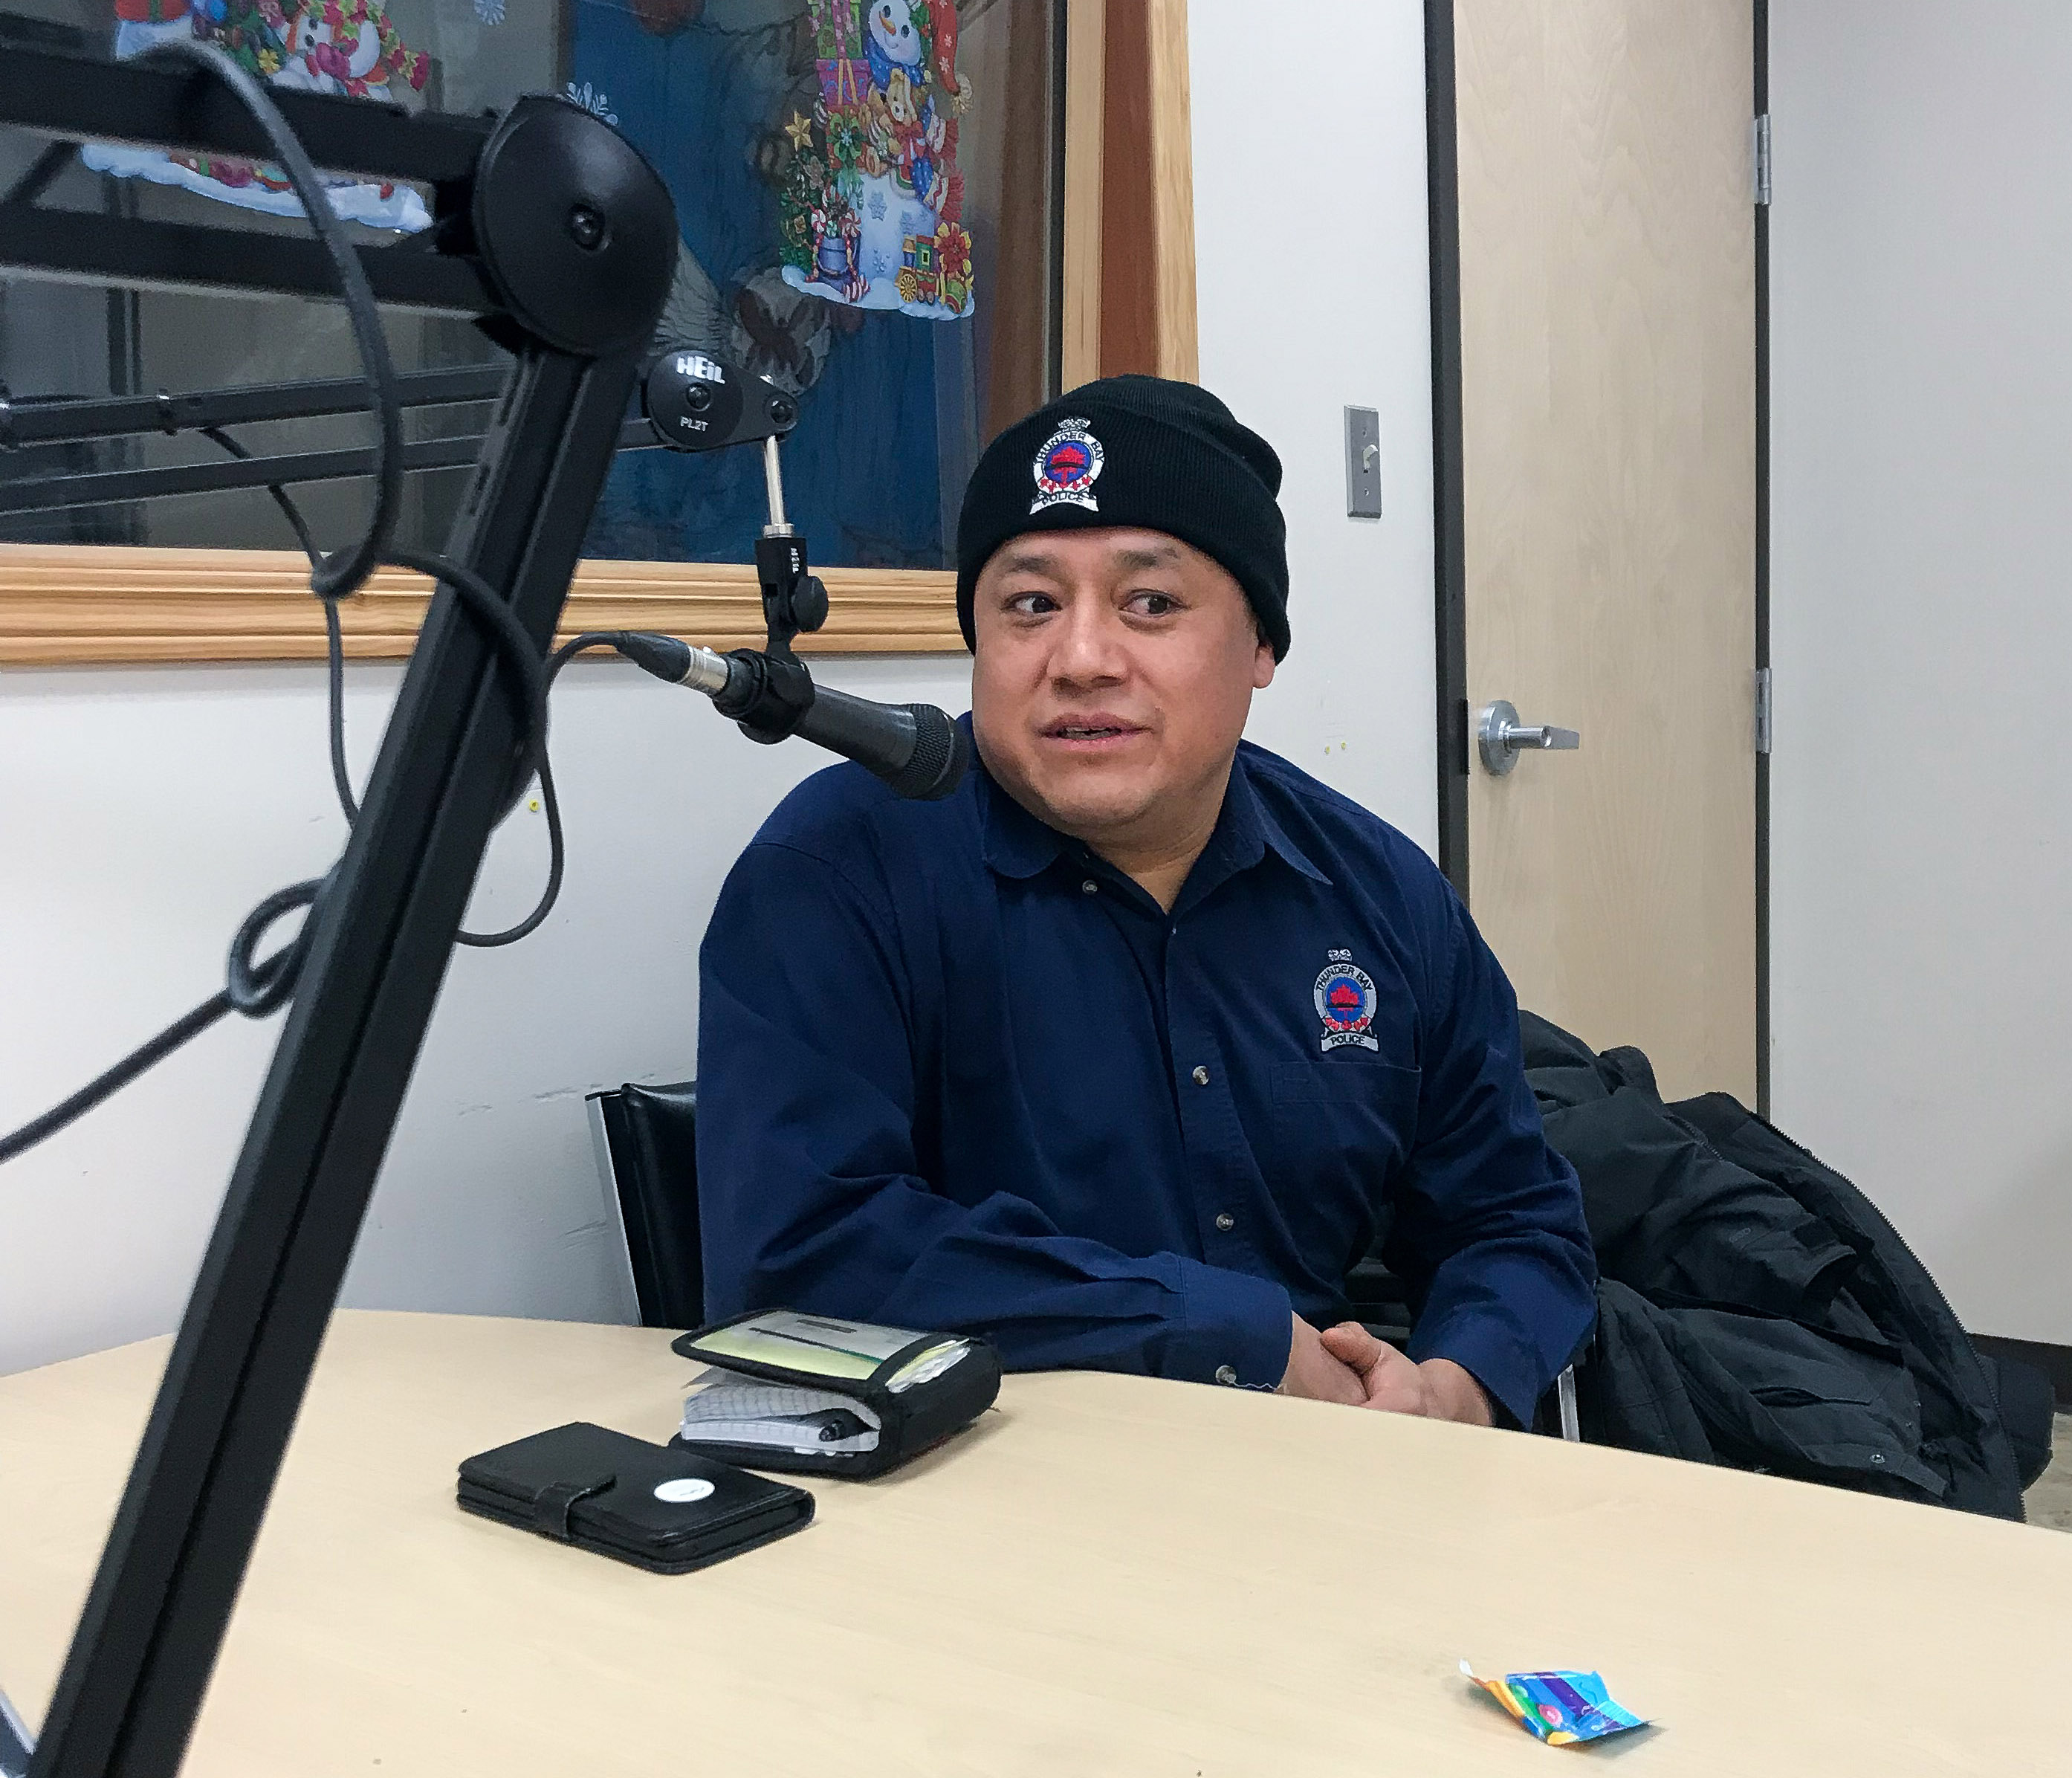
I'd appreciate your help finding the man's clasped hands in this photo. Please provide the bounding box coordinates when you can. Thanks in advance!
[1278,1313,1495,1426]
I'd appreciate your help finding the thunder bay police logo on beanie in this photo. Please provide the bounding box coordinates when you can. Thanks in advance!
[1313,954,1379,1053]
[1029,416,1104,514]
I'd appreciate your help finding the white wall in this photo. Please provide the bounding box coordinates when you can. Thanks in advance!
[0,0,1440,1374]
[0,655,971,1375]
[1194,0,1439,853]
[1770,2,2072,1344]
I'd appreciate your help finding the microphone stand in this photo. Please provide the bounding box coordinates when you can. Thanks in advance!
[0,47,677,1778]
[0,55,956,1778]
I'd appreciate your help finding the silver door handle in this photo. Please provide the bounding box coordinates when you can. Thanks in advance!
[1477,700,1581,776]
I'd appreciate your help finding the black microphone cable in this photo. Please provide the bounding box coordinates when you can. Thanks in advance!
[0,44,568,1166]
[201,422,573,946]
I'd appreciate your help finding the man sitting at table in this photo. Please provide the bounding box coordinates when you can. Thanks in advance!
[693,376,1596,1428]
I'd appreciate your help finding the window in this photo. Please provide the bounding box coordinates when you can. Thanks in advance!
[0,0,1062,575]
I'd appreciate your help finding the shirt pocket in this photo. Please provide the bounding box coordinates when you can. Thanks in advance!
[1267,1059,1421,1180]
[1271,1059,1422,1111]
[1261,1060,1422,1264]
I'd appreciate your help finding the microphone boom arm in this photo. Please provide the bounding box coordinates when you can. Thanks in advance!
[0,56,677,1778]
[0,57,962,1778]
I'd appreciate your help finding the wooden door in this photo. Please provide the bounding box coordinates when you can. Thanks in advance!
[1454,0,1758,1101]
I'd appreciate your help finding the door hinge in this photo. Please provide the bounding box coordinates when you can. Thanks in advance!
[1752,113,1772,206]
[1754,666,1773,754]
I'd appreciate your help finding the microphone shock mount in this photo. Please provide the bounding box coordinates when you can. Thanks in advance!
[638,349,832,747]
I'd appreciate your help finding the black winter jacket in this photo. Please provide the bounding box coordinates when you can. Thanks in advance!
[1522,1015,2025,1521]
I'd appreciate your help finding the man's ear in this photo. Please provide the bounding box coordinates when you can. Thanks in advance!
[1252,625,1277,691]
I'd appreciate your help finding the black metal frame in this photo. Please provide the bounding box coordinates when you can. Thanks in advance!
[1,52,674,1778]
[1045,0,1069,396]
[0,44,493,311]
[0,366,502,447]
[1753,0,1772,1115]
[1422,0,1469,899]
[0,354,661,512]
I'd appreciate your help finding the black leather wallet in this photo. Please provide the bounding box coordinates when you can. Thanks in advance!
[456,1421,813,1574]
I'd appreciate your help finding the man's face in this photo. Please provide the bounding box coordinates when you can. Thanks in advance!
[970,527,1276,847]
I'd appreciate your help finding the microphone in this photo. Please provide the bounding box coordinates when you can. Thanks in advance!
[612,632,969,801]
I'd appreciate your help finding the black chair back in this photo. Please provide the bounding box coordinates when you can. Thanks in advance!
[586,1079,702,1330]
[1,1676,33,1778]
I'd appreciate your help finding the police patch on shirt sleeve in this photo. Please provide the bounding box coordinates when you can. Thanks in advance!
[1313,956,1381,1053]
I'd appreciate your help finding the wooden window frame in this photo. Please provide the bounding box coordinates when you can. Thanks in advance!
[0,0,1196,666]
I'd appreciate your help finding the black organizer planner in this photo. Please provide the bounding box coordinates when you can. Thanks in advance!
[671,1308,1003,1478]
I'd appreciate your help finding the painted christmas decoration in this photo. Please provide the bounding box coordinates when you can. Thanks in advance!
[777,0,975,321]
[82,0,433,231]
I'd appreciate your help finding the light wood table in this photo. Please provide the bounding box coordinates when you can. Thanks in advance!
[2,1311,2067,1776]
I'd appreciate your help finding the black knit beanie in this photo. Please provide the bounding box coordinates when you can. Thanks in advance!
[954,375,1290,660]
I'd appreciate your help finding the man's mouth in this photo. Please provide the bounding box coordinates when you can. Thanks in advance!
[1040,715,1146,747]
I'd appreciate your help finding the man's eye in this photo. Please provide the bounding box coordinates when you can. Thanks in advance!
[1127,591,1180,618]
[1006,591,1061,616]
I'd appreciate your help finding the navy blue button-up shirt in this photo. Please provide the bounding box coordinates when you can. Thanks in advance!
[696,731,1596,1425]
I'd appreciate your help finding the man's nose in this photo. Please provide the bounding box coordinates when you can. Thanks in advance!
[1048,598,1127,686]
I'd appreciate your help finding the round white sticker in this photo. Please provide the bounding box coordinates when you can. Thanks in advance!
[653,1477,716,1504]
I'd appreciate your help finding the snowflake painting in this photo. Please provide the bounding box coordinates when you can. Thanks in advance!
[563,79,618,126]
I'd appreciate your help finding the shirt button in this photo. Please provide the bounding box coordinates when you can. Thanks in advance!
[1214,1212,1234,1232]
[1191,1064,1210,1086]
[1214,1364,1238,1386]
[1080,879,1098,895]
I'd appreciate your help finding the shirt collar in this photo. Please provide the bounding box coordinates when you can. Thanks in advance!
[977,752,1070,879]
[979,743,1331,892]
[1188,749,1333,901]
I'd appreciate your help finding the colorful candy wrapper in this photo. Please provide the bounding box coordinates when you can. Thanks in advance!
[1460,1661,1649,1747]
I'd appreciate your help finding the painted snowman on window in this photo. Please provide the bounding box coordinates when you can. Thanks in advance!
[779,0,973,320]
